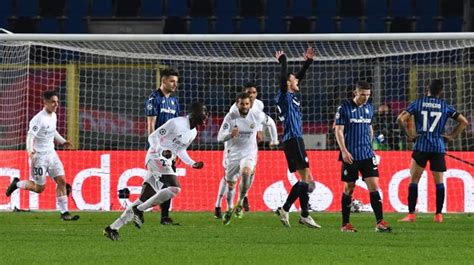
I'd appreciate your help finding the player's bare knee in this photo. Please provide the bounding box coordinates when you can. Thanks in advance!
[54,176,67,186]
[226,181,236,189]
[344,182,355,195]
[241,168,251,179]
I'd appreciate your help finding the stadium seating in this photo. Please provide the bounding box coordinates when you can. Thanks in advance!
[0,0,468,34]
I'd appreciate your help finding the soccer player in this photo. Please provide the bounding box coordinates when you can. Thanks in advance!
[5,91,79,221]
[335,81,391,232]
[274,48,321,229]
[214,83,279,218]
[397,80,468,223]
[104,102,207,240]
[145,68,180,225]
[217,92,266,225]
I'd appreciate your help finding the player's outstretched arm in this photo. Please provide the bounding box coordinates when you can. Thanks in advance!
[275,50,288,93]
[295,47,315,81]
[443,113,468,142]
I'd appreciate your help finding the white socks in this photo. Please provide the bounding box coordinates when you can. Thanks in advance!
[17,180,28,189]
[215,177,227,207]
[110,199,142,230]
[226,187,236,210]
[56,195,68,214]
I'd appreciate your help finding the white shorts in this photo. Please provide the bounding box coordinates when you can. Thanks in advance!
[30,151,65,186]
[224,157,256,183]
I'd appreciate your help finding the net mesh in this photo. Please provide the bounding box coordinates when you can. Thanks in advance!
[0,36,473,212]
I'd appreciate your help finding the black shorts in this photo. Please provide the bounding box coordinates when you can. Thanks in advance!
[282,137,309,173]
[412,151,446,172]
[341,157,379,182]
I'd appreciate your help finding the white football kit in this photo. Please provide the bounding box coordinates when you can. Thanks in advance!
[27,109,65,185]
[218,108,265,183]
[144,116,197,191]
[222,99,278,167]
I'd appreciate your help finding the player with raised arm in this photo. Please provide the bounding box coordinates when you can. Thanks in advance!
[217,92,266,225]
[5,91,79,221]
[274,48,321,229]
[335,81,391,233]
[397,80,468,223]
[145,68,180,225]
[214,83,279,219]
[104,102,207,240]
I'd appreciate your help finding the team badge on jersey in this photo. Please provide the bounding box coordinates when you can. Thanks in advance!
[250,123,255,129]
[147,103,153,110]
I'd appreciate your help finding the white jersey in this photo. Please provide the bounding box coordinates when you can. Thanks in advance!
[28,109,58,152]
[217,108,265,161]
[146,116,197,166]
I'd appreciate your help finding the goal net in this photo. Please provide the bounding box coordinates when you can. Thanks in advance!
[0,33,473,213]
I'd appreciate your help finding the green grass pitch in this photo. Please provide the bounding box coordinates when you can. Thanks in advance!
[0,211,472,264]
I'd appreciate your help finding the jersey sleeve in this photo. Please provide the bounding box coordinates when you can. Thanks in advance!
[174,98,181,117]
[217,113,233,142]
[335,105,347,126]
[255,111,266,131]
[176,132,197,166]
[446,104,458,119]
[145,96,159,117]
[278,54,288,93]
[28,115,42,137]
[406,101,417,115]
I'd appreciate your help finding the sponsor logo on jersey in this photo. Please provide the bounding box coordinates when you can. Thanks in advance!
[160,108,176,114]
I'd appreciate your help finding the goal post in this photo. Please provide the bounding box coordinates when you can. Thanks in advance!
[0,33,473,213]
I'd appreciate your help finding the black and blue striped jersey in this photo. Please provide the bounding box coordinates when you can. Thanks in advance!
[275,54,312,142]
[145,89,180,129]
[406,96,458,153]
[335,99,375,161]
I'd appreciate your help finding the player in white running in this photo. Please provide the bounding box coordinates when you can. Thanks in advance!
[217,92,267,225]
[214,83,278,219]
[104,102,207,240]
[5,91,79,221]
